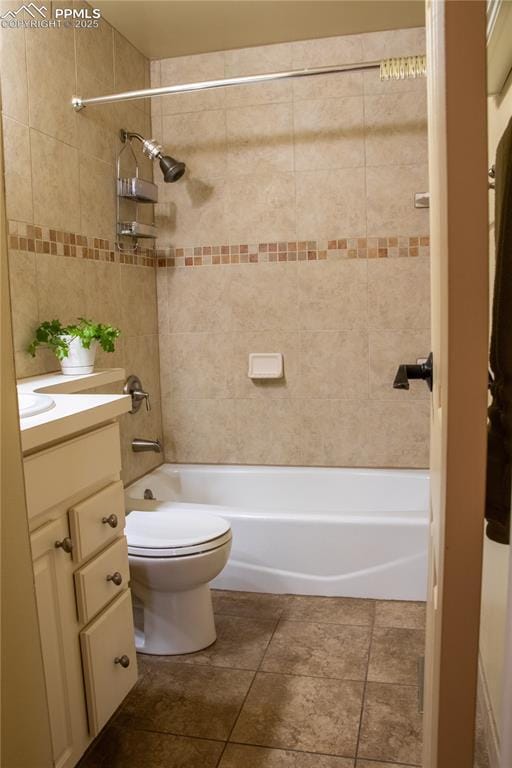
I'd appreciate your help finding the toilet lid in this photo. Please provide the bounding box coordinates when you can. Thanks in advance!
[125,509,231,557]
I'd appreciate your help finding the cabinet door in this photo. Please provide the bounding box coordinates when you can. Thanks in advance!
[80,590,138,736]
[74,536,130,624]
[31,518,88,768]
[68,480,125,564]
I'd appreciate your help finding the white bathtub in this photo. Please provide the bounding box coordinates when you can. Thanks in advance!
[126,464,430,601]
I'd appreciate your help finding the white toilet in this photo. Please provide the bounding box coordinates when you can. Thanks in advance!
[125,505,232,655]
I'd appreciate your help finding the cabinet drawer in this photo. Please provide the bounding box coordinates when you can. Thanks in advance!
[75,537,130,624]
[24,423,121,520]
[69,480,125,563]
[80,590,137,736]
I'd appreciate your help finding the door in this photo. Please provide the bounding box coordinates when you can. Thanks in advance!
[423,2,489,766]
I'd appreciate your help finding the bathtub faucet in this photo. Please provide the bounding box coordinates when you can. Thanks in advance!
[132,438,162,453]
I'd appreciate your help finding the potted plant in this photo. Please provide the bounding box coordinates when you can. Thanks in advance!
[28,317,121,375]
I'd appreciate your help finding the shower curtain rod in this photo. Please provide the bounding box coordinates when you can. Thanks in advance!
[71,55,426,110]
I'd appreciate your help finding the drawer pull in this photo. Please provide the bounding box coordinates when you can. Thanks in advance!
[54,537,73,554]
[106,571,123,586]
[114,655,130,668]
[102,514,118,528]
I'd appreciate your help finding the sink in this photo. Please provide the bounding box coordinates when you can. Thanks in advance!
[18,392,56,419]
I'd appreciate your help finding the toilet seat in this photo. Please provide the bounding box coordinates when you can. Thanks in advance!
[126,509,232,558]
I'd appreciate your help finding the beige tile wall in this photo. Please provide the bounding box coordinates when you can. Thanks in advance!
[1,2,162,484]
[154,28,431,468]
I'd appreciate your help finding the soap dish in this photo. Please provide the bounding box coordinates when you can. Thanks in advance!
[248,353,283,379]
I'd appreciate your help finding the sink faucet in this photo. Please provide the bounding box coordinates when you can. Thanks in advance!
[131,438,162,453]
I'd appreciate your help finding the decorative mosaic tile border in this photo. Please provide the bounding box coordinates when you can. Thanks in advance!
[7,221,430,270]
[155,235,430,268]
[7,220,156,268]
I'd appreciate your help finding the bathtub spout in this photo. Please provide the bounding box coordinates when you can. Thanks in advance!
[132,438,162,453]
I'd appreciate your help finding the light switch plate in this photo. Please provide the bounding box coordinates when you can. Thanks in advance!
[248,353,283,379]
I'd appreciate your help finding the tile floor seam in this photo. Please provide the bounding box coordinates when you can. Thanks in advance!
[272,617,375,628]
[212,607,287,621]
[354,599,376,761]
[108,723,228,745]
[222,669,259,744]
[214,741,229,767]
[219,615,283,764]
[228,667,421,686]
[226,738,358,761]
[158,660,269,674]
[255,614,282,670]
[356,759,417,767]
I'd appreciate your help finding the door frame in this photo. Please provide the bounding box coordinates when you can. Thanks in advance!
[423,1,489,766]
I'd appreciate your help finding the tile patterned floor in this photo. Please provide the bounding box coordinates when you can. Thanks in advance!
[78,590,461,768]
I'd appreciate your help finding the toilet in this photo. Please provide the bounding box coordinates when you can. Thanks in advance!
[125,504,232,655]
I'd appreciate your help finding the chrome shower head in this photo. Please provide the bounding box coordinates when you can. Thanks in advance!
[120,129,186,183]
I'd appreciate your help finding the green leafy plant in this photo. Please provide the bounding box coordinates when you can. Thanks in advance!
[27,318,121,360]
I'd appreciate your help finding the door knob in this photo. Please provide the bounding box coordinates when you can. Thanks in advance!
[393,352,433,391]
[114,655,130,668]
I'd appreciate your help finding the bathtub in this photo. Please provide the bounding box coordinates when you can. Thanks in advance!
[126,464,430,601]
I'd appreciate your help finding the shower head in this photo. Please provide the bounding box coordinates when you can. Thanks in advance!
[159,155,186,183]
[120,129,186,183]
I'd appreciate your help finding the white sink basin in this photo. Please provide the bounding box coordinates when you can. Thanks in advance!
[18,393,56,419]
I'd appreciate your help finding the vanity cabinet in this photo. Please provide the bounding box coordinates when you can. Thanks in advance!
[25,420,137,768]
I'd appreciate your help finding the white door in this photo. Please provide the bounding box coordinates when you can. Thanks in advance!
[423,1,489,766]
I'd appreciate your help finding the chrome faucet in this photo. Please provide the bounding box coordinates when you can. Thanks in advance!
[124,374,151,413]
[131,438,162,453]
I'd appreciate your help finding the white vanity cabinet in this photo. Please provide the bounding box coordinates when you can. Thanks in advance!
[25,420,137,768]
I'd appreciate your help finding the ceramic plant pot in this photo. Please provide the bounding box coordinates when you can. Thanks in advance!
[59,336,98,375]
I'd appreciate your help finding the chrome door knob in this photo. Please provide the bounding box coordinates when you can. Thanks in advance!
[106,571,123,586]
[54,537,73,554]
[114,655,130,668]
[102,513,118,528]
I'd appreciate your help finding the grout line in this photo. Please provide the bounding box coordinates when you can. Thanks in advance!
[355,758,419,767]
[213,612,373,628]
[213,671,258,767]
[354,599,376,760]
[254,612,284,671]
[216,611,283,765]
[107,721,227,746]
[148,659,424,687]
[226,737,358,762]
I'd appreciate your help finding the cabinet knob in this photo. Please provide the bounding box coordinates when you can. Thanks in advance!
[102,513,118,528]
[106,571,123,586]
[114,655,130,668]
[54,537,73,554]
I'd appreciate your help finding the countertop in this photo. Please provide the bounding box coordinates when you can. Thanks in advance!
[18,369,131,453]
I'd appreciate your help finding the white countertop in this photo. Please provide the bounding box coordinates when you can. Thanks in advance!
[18,369,131,453]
